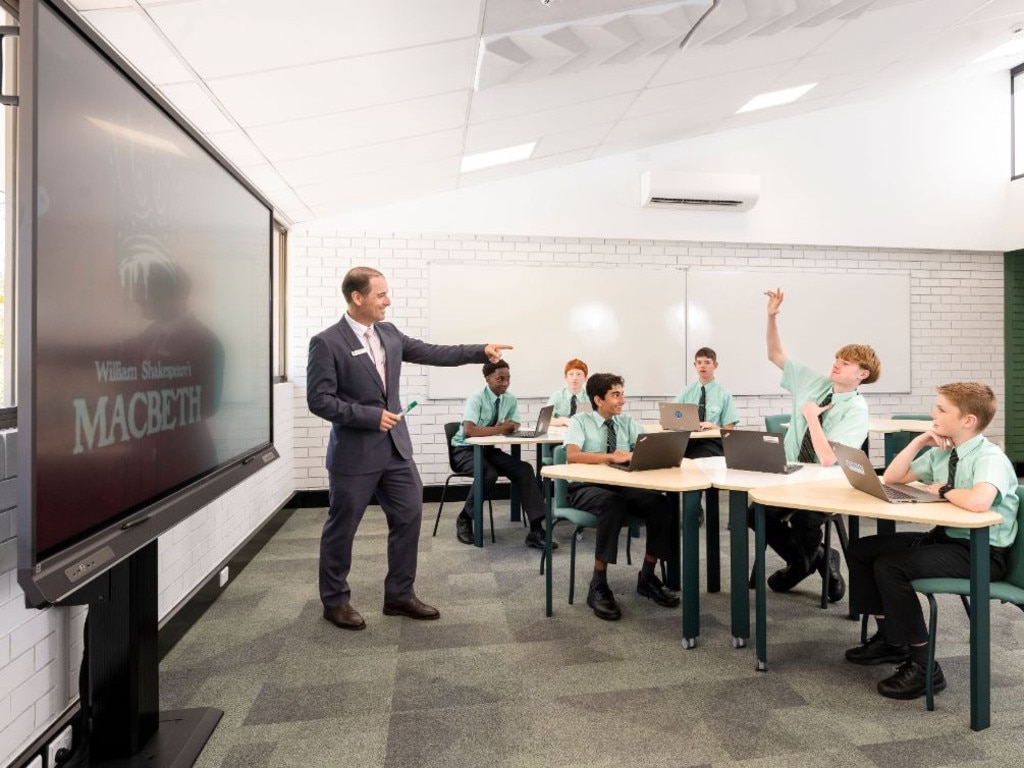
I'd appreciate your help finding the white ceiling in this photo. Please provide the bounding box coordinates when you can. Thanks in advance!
[66,0,1024,224]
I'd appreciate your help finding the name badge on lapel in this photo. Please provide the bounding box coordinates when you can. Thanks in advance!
[351,348,368,357]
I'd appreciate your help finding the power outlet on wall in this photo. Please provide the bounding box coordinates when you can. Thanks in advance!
[219,566,229,587]
[46,726,72,767]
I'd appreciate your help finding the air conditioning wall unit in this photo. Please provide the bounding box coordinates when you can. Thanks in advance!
[640,171,760,212]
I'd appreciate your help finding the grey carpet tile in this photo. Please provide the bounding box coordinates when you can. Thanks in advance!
[161,504,1024,768]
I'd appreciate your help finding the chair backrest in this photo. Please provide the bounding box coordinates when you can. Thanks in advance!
[1000,487,1024,589]
[552,445,571,507]
[889,413,932,460]
[764,413,788,438]
[444,421,462,473]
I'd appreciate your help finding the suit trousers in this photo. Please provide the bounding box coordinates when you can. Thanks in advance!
[747,504,826,573]
[451,446,546,524]
[684,437,724,459]
[848,529,1008,646]
[567,482,673,565]
[320,443,424,607]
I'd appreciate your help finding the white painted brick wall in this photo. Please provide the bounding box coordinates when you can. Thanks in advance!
[0,382,295,767]
[288,233,1005,490]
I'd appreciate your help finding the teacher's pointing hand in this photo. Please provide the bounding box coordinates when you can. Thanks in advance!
[484,343,513,362]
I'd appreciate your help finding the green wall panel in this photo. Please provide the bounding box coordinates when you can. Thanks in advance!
[1007,250,1024,465]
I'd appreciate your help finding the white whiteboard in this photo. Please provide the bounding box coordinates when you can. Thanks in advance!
[427,264,687,399]
[686,272,911,395]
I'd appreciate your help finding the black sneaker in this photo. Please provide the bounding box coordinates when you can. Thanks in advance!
[525,529,558,550]
[586,582,622,621]
[845,633,909,666]
[636,571,680,608]
[455,515,473,545]
[816,547,846,603]
[877,659,946,700]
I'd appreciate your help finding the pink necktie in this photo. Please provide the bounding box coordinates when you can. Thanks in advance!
[365,327,386,392]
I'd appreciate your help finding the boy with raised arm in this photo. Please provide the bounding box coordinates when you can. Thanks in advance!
[748,289,881,603]
[450,360,554,549]
[564,373,679,621]
[844,383,1018,700]
[675,346,739,458]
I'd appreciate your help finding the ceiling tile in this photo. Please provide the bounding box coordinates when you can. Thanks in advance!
[205,130,267,168]
[457,148,594,186]
[274,130,465,188]
[296,157,461,208]
[145,0,484,79]
[206,39,477,127]
[247,91,470,163]
[157,81,236,133]
[82,7,192,85]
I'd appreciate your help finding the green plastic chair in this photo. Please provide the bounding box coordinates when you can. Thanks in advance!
[885,413,932,464]
[764,413,789,438]
[911,486,1024,711]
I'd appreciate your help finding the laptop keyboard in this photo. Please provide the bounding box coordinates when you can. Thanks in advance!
[883,485,918,502]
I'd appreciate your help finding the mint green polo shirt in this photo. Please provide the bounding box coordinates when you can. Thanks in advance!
[781,359,868,463]
[674,380,739,426]
[451,385,522,448]
[909,434,1019,548]
[564,411,645,453]
[547,386,587,418]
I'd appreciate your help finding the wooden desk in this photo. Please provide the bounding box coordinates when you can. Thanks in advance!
[465,431,565,547]
[749,479,1001,731]
[540,462,710,647]
[690,457,842,648]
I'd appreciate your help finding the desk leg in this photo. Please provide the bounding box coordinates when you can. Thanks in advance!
[969,527,991,731]
[706,489,720,594]
[681,490,699,649]
[472,446,484,547]
[729,491,749,648]
[510,445,522,522]
[754,503,768,671]
[847,516,860,621]
[544,479,553,618]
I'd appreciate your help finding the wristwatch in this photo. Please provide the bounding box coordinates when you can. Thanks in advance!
[938,484,953,499]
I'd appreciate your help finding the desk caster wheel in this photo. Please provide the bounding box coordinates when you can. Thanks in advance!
[756,659,768,672]
[682,637,697,649]
[731,636,746,649]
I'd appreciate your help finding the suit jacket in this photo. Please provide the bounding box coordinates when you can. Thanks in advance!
[307,318,488,475]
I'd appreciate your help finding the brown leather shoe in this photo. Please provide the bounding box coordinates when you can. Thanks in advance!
[382,596,440,621]
[323,603,366,630]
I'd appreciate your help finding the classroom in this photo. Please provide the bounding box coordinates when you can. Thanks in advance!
[2,1,1024,767]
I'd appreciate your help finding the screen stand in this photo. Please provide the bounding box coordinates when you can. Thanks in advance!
[65,541,222,767]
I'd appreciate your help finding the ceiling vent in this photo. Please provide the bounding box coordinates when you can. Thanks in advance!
[640,171,760,212]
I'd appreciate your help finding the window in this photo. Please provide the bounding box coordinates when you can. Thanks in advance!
[1015,63,1023,180]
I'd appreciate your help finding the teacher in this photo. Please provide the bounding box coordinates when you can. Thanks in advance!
[307,266,510,630]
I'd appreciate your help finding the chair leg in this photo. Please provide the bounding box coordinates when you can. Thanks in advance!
[925,593,939,712]
[820,517,833,609]
[569,527,580,604]
[834,515,850,558]
[432,477,454,537]
[959,594,970,618]
[487,497,496,543]
[860,613,870,645]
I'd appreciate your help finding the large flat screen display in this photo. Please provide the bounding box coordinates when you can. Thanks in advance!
[18,0,276,606]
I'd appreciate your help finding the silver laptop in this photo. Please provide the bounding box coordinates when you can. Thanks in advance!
[509,405,554,438]
[658,402,702,431]
[610,430,690,472]
[722,430,803,474]
[832,443,942,503]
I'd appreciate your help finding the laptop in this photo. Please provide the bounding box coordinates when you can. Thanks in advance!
[610,430,690,472]
[832,443,942,503]
[509,405,554,438]
[658,402,702,431]
[721,429,803,474]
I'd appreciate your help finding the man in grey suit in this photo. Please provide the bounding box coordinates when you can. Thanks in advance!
[307,266,510,630]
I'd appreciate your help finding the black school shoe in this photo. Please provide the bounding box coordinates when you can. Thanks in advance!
[636,571,680,607]
[456,515,473,545]
[845,633,909,666]
[815,546,846,603]
[766,562,813,592]
[586,582,622,621]
[525,529,558,550]
[877,659,946,700]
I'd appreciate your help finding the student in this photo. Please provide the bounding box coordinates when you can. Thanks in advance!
[450,360,554,549]
[548,358,588,427]
[844,383,1018,700]
[564,372,679,621]
[675,346,739,458]
[748,289,881,603]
